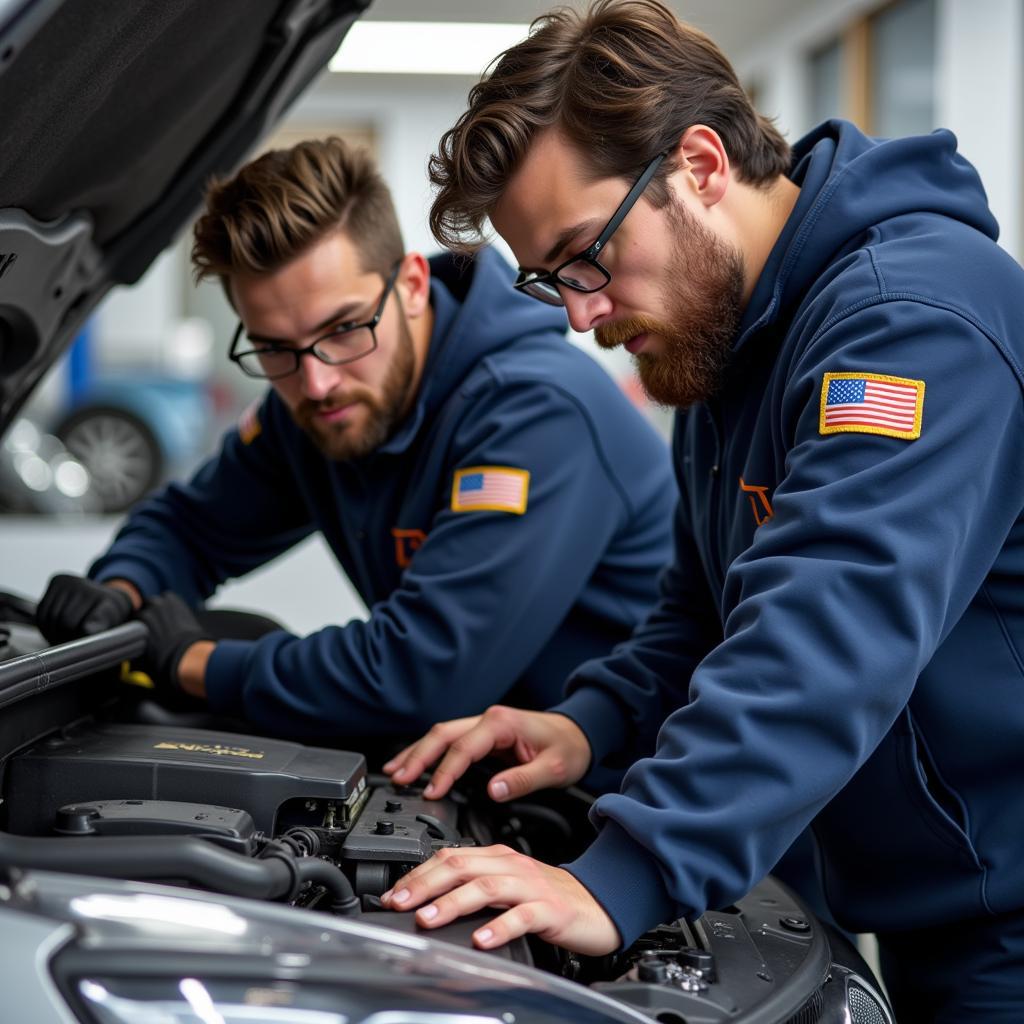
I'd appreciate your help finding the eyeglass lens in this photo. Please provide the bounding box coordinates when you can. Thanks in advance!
[236,325,377,379]
[522,256,610,305]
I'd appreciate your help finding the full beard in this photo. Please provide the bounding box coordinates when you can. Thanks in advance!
[293,317,418,461]
[596,201,745,408]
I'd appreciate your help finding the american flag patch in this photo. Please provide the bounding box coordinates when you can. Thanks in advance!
[819,372,925,440]
[451,466,530,514]
[237,399,262,445]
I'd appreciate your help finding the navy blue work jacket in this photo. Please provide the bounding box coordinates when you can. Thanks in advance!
[559,121,1024,943]
[91,248,674,739]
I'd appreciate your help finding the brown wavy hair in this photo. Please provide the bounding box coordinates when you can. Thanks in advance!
[192,136,404,293]
[429,0,790,251]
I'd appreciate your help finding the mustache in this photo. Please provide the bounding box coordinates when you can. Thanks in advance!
[595,315,671,350]
[297,391,373,417]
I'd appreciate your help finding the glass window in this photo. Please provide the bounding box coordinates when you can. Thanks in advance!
[808,38,844,127]
[870,0,937,137]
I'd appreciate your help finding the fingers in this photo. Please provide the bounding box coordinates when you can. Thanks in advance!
[383,715,482,785]
[81,590,133,634]
[381,844,524,913]
[415,864,538,927]
[475,890,620,955]
[37,575,133,644]
[381,847,621,955]
[386,706,521,800]
[487,748,573,802]
[470,904,554,949]
[483,711,591,800]
[384,847,555,948]
[421,885,555,950]
[37,575,80,643]
[384,708,591,803]
[420,707,526,799]
[381,740,418,776]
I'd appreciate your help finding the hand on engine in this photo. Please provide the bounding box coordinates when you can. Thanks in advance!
[37,574,137,644]
[136,592,213,697]
[383,705,592,801]
[381,844,620,955]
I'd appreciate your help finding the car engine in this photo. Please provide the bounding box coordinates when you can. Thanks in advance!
[0,607,894,1024]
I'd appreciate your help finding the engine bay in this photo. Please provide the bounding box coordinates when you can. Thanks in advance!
[2,718,597,966]
[0,612,893,1023]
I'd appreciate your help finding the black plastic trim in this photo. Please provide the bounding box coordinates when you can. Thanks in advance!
[0,622,146,709]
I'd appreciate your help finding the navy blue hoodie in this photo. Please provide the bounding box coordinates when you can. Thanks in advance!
[558,121,1024,942]
[91,247,674,738]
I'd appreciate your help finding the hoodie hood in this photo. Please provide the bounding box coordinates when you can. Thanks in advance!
[736,119,1000,348]
[380,246,569,454]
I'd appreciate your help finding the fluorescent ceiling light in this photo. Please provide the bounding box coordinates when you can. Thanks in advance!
[330,21,531,76]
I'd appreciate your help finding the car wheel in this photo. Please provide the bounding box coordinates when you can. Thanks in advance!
[55,405,163,512]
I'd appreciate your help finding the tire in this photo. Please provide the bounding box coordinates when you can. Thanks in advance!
[55,404,163,512]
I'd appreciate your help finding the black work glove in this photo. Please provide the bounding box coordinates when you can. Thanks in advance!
[37,574,134,644]
[136,592,212,693]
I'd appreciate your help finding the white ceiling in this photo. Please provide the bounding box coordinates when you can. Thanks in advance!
[362,0,821,60]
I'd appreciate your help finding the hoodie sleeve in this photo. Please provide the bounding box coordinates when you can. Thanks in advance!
[203,381,657,738]
[564,300,1024,947]
[89,396,314,603]
[552,426,722,773]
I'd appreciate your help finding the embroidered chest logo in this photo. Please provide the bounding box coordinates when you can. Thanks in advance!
[392,528,426,568]
[739,477,774,527]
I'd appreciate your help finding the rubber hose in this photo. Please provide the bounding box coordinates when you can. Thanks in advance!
[0,831,296,901]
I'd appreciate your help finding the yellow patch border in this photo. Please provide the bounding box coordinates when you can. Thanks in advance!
[819,371,925,441]
[451,466,530,515]
[238,399,263,445]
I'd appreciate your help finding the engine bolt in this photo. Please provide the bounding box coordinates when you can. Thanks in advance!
[780,916,810,933]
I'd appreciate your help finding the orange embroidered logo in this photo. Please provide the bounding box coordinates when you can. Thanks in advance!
[392,528,426,568]
[739,477,774,527]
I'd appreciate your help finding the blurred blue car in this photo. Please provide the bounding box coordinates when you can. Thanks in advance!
[53,373,213,513]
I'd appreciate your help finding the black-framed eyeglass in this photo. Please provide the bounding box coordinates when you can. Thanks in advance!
[228,260,402,380]
[512,150,669,307]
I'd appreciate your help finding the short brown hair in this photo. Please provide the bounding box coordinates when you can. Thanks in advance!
[192,136,404,291]
[429,0,790,250]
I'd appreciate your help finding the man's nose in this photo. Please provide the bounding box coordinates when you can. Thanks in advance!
[298,353,343,401]
[562,287,613,334]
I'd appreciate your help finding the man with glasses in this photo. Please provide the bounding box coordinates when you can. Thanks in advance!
[377,2,1024,1019]
[36,136,675,750]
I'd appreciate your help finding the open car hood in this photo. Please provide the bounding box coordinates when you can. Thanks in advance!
[0,0,371,433]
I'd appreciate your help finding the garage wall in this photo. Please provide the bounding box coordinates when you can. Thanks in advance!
[288,70,477,258]
[733,0,1023,262]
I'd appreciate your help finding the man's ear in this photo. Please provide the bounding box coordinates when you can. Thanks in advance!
[669,124,730,209]
[397,252,431,318]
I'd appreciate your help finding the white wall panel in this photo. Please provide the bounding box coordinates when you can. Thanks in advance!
[936,0,1023,260]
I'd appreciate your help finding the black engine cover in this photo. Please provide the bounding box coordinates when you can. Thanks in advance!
[4,721,366,835]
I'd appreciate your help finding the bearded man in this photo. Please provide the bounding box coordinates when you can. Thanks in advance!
[36,136,675,746]
[381,3,1024,1020]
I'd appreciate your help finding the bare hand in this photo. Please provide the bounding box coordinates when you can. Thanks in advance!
[381,844,620,955]
[383,705,592,801]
